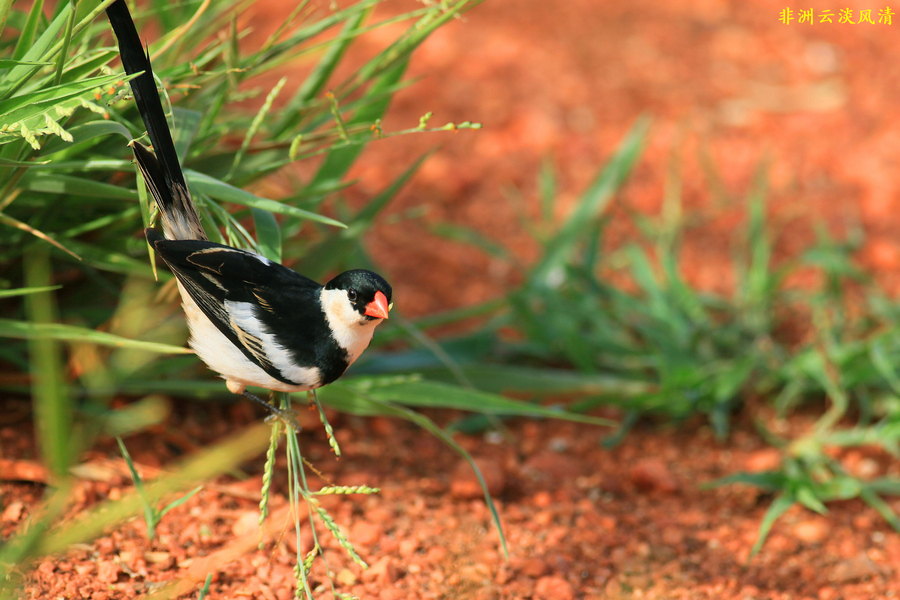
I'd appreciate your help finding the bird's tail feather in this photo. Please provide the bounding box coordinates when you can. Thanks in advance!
[106,0,205,241]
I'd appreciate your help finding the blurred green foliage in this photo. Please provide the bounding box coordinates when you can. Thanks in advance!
[418,117,900,554]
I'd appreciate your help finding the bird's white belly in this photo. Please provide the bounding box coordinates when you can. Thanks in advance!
[178,285,321,393]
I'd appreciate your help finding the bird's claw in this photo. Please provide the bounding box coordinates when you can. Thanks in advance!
[264,407,301,432]
[240,390,301,431]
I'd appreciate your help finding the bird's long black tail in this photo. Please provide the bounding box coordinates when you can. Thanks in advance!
[106,0,205,241]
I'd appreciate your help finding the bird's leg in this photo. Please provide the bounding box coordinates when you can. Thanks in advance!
[240,390,300,431]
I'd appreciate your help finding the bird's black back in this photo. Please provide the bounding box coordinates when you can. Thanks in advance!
[148,230,352,385]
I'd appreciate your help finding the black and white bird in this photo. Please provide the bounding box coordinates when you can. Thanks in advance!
[106,0,392,426]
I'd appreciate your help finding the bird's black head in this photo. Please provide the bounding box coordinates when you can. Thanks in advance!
[325,269,392,320]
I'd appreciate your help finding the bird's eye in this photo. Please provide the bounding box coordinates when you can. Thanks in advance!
[347,289,358,302]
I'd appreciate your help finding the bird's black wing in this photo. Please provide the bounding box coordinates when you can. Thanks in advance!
[148,229,326,384]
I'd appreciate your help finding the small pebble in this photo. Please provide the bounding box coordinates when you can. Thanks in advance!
[629,458,678,493]
[96,561,120,584]
[231,510,259,537]
[794,517,830,544]
[534,575,574,600]
[350,520,383,546]
[450,457,506,499]
[518,556,549,578]
[743,448,782,472]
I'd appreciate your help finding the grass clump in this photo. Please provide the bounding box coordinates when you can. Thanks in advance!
[408,118,900,554]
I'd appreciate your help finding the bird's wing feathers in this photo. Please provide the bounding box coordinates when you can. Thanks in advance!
[147,230,321,384]
[169,260,286,382]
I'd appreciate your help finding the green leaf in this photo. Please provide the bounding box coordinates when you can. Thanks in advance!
[172,108,202,160]
[751,492,795,557]
[186,170,346,228]
[251,208,281,263]
[430,222,511,260]
[11,0,45,62]
[704,470,786,491]
[273,6,371,138]
[400,363,654,397]
[0,59,52,68]
[816,474,861,501]
[60,240,155,276]
[41,120,133,156]
[19,172,137,200]
[321,378,615,426]
[316,386,509,558]
[0,74,125,121]
[795,485,828,514]
[0,319,192,354]
[306,59,409,197]
[116,437,150,521]
[0,286,62,298]
[0,157,50,167]
[869,338,900,397]
[529,117,650,287]
[860,486,900,532]
[300,152,429,279]
[157,485,203,519]
[866,477,900,495]
[23,251,72,481]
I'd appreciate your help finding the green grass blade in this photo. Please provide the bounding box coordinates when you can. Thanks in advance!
[171,108,203,161]
[529,116,650,287]
[319,386,509,558]
[0,72,128,122]
[31,424,273,556]
[23,250,73,481]
[53,0,77,87]
[300,151,428,278]
[429,222,511,260]
[0,213,80,259]
[322,378,615,426]
[186,170,346,227]
[251,208,282,262]
[0,3,71,100]
[389,401,509,559]
[0,157,49,167]
[116,437,155,535]
[407,364,655,397]
[305,58,408,196]
[796,484,828,514]
[868,338,900,396]
[273,6,370,138]
[226,76,287,180]
[19,172,137,200]
[750,491,795,557]
[157,485,203,518]
[10,0,45,62]
[0,0,16,43]
[0,59,52,69]
[0,285,61,298]
[860,486,900,532]
[0,318,192,354]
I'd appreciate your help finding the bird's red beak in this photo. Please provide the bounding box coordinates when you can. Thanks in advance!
[364,290,390,319]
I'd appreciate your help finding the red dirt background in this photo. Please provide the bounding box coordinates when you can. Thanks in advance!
[8,1,900,598]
